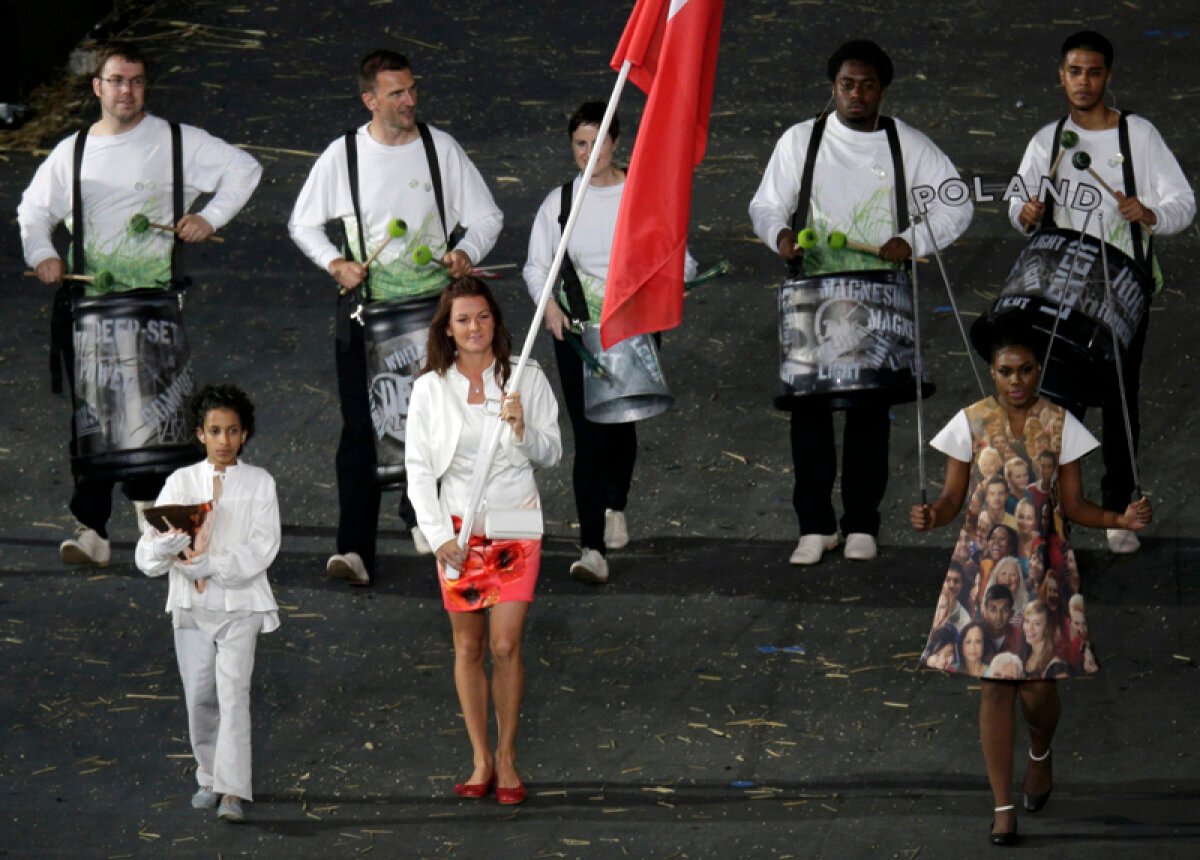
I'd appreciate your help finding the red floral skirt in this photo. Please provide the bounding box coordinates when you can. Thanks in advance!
[438,517,541,612]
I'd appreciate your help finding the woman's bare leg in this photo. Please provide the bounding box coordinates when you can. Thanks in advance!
[980,680,1018,835]
[488,601,529,788]
[449,610,493,783]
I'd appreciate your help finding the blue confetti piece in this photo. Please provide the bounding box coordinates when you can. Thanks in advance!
[757,645,778,654]
[1145,29,1164,37]
[934,304,952,313]
[731,780,755,789]
[781,645,807,654]
[1172,30,1190,38]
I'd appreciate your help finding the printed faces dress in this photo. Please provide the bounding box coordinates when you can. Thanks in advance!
[920,397,1099,681]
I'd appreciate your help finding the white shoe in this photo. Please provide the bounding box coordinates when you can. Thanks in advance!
[326,552,370,586]
[1106,528,1141,554]
[789,534,837,566]
[411,526,433,555]
[604,509,629,550]
[191,786,219,809]
[60,524,111,566]
[217,795,244,823]
[843,532,878,561]
[570,548,609,584]
[133,500,153,535]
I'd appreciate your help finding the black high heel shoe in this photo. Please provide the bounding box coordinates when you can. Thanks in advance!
[1023,747,1053,813]
[990,804,1018,846]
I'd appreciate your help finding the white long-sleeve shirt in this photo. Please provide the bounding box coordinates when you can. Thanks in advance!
[18,114,262,291]
[1007,114,1195,285]
[524,175,697,321]
[288,123,503,301]
[405,361,561,551]
[135,459,281,631]
[749,114,973,275]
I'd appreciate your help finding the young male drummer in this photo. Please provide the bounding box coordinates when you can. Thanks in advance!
[749,40,972,566]
[17,41,262,567]
[1009,30,1195,554]
[289,50,502,586]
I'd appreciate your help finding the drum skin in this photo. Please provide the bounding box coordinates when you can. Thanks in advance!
[70,289,198,482]
[774,268,935,411]
[362,296,439,487]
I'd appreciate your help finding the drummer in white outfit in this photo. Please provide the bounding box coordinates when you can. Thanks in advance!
[749,40,972,567]
[1010,30,1194,555]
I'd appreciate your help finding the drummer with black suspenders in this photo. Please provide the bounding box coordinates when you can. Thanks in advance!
[17,40,262,568]
[749,40,973,567]
[1010,30,1195,555]
[288,49,503,586]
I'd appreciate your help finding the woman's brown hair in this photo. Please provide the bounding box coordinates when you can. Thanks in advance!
[421,277,513,389]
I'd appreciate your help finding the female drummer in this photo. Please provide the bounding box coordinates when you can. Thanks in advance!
[405,277,561,805]
[911,320,1150,845]
[523,101,695,584]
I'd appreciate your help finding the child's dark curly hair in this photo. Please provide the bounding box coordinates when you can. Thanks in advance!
[189,383,256,444]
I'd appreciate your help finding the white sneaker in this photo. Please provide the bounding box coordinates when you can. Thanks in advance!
[1106,528,1141,554]
[133,500,153,535]
[604,509,629,550]
[60,524,111,566]
[570,548,609,584]
[843,533,878,561]
[411,526,433,555]
[191,786,219,809]
[326,552,370,586]
[789,534,837,566]
[217,795,244,823]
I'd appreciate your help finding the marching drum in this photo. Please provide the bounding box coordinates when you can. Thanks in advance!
[362,296,439,486]
[972,228,1152,409]
[580,324,674,424]
[774,268,934,410]
[70,289,197,482]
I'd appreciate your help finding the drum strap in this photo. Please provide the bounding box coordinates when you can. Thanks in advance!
[1041,117,1069,229]
[71,130,87,275]
[169,120,184,285]
[417,122,451,247]
[53,130,89,394]
[1117,111,1152,272]
[556,181,590,322]
[342,131,371,303]
[791,115,908,236]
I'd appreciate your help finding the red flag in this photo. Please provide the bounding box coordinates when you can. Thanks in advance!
[601,0,723,349]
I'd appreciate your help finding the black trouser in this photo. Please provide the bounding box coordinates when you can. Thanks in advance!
[335,309,416,576]
[70,475,165,539]
[552,335,636,555]
[789,401,890,538]
[1068,309,1148,513]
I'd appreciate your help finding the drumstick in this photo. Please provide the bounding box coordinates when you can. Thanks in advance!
[684,259,732,292]
[1046,129,1078,181]
[562,329,611,380]
[412,246,448,268]
[1070,152,1155,233]
[24,270,115,290]
[129,213,225,243]
[828,230,930,264]
[338,218,409,296]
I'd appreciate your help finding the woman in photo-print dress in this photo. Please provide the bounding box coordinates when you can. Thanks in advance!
[910,321,1151,845]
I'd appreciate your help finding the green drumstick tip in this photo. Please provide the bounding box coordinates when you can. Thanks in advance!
[1071,151,1091,170]
[129,213,151,234]
[827,231,848,250]
[387,218,407,238]
[93,270,115,291]
[1060,129,1079,149]
[412,245,434,266]
[796,228,818,249]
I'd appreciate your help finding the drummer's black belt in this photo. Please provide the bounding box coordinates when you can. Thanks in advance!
[339,122,453,345]
[1042,111,1153,273]
[52,121,184,394]
[790,114,908,251]
[556,180,591,322]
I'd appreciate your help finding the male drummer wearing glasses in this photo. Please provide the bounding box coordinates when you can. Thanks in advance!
[1009,31,1195,555]
[749,40,973,566]
[17,41,262,567]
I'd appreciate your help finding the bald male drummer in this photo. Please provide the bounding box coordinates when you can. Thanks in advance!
[749,39,973,567]
[1010,30,1194,555]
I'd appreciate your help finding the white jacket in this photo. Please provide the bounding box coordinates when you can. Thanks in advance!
[135,459,281,629]
[405,360,562,550]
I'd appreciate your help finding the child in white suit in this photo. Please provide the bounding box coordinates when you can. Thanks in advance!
[135,384,280,823]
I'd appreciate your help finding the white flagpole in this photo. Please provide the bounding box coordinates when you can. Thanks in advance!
[445,60,633,580]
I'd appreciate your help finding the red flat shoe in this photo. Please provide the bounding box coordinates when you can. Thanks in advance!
[453,774,495,798]
[496,782,527,806]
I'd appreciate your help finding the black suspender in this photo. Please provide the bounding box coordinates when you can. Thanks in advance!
[1041,116,1070,229]
[417,122,449,245]
[556,180,591,321]
[791,115,908,239]
[1117,111,1152,271]
[169,120,183,283]
[71,130,87,274]
[342,130,370,302]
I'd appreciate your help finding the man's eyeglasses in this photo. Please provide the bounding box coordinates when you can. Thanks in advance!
[97,76,147,90]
